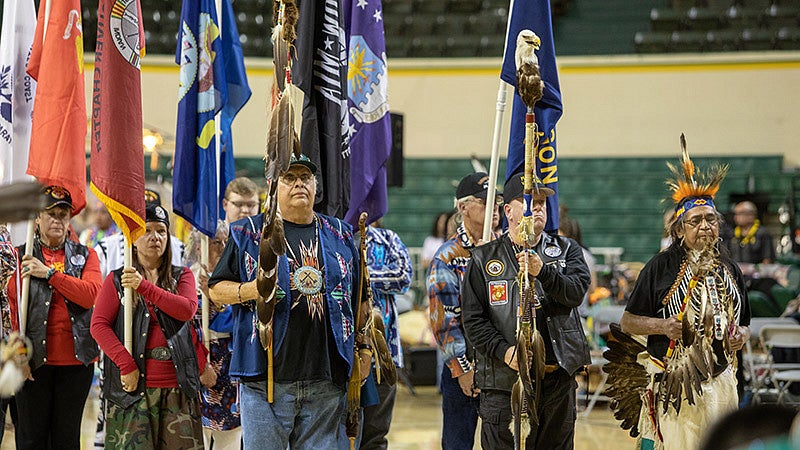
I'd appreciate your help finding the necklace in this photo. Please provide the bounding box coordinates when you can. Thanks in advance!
[734,219,759,246]
[285,215,324,296]
[38,235,65,252]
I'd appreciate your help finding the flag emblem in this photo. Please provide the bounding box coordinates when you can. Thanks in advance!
[110,0,141,68]
[177,23,197,102]
[347,36,388,124]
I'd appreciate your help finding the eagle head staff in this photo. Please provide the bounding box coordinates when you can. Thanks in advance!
[514,29,544,110]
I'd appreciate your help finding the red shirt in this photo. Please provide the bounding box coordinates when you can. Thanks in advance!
[91,267,203,387]
[8,247,102,365]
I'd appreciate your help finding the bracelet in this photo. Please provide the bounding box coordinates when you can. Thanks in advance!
[45,268,56,281]
[237,283,243,303]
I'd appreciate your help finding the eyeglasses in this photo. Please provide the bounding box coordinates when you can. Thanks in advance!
[279,173,315,185]
[228,200,259,210]
[683,214,719,228]
[465,197,503,207]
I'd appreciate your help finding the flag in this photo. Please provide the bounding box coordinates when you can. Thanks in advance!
[26,0,88,213]
[501,0,563,232]
[343,0,392,227]
[0,0,37,244]
[294,0,351,218]
[217,0,251,222]
[173,0,227,237]
[89,0,146,243]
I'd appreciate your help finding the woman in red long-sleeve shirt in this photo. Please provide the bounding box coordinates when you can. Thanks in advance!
[8,186,102,450]
[91,204,203,449]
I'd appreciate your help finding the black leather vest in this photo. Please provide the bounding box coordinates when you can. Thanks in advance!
[103,266,201,409]
[19,240,98,371]
[467,233,591,392]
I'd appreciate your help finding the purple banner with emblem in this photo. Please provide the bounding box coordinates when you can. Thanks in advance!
[343,0,392,227]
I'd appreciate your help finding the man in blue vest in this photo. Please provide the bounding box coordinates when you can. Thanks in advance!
[209,154,361,449]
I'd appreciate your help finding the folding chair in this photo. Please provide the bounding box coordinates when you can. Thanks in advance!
[579,304,627,418]
[758,323,800,404]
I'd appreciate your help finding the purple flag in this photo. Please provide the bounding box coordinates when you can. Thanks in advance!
[343,0,392,227]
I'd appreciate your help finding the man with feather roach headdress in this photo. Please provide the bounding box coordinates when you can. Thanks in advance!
[462,173,591,449]
[606,135,751,450]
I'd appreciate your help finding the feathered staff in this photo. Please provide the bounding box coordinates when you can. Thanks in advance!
[510,29,546,449]
[255,0,300,404]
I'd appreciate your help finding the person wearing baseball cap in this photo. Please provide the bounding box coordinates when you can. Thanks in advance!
[461,172,591,449]
[427,172,502,449]
[9,185,103,449]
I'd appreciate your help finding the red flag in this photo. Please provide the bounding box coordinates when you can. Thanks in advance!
[89,0,146,242]
[26,0,88,213]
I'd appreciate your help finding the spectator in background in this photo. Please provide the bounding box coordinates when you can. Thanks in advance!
[221,177,260,223]
[422,211,453,273]
[725,201,775,264]
[79,199,119,248]
[559,208,597,318]
[360,220,413,449]
[428,172,501,450]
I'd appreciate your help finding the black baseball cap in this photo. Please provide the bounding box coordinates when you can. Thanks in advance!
[503,173,555,203]
[43,186,73,210]
[456,172,501,200]
[145,204,170,229]
[289,154,317,174]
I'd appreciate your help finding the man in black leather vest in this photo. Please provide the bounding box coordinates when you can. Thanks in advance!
[462,173,591,449]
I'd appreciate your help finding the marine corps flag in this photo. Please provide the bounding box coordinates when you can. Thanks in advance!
[90,0,146,242]
[173,0,227,236]
[26,0,88,213]
[293,0,351,218]
[501,0,563,232]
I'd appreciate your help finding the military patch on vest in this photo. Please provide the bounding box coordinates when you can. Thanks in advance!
[543,245,562,258]
[489,280,508,305]
[70,254,86,267]
[485,259,504,277]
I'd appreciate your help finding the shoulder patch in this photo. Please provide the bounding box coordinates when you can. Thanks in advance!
[489,280,508,306]
[485,259,504,277]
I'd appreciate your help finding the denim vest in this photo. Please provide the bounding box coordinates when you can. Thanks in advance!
[227,213,359,379]
[19,240,98,371]
[104,267,201,409]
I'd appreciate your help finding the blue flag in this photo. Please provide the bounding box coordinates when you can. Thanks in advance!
[174,0,249,236]
[501,0,563,232]
[343,0,392,227]
[218,0,252,221]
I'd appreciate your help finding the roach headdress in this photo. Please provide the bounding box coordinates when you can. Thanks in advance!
[666,134,729,220]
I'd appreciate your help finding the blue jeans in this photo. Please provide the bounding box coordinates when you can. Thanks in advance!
[239,379,346,449]
[440,366,479,450]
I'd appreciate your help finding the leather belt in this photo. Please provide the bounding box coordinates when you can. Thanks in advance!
[145,346,171,361]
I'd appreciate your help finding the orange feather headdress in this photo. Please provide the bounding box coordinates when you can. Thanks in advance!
[666,134,729,219]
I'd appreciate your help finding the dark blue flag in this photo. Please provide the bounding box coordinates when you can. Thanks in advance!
[293,0,351,218]
[501,0,563,232]
[343,0,392,227]
[218,0,252,221]
[173,0,227,236]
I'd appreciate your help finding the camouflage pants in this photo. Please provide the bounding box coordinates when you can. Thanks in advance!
[105,387,203,449]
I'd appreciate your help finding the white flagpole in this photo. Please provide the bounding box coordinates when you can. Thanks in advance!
[482,0,515,242]
[201,236,210,358]
[124,240,133,353]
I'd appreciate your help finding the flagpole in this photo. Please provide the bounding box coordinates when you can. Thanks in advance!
[482,0,515,242]
[124,240,133,353]
[200,236,210,360]
[19,0,52,336]
[18,220,35,336]
[482,81,508,242]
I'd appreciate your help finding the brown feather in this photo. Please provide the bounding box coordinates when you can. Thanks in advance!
[603,323,648,437]
[370,313,397,386]
[516,64,544,110]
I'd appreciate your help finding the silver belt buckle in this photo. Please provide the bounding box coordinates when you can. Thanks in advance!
[151,347,171,360]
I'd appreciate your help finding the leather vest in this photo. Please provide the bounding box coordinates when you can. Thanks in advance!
[19,240,98,371]
[103,266,200,409]
[468,233,591,392]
